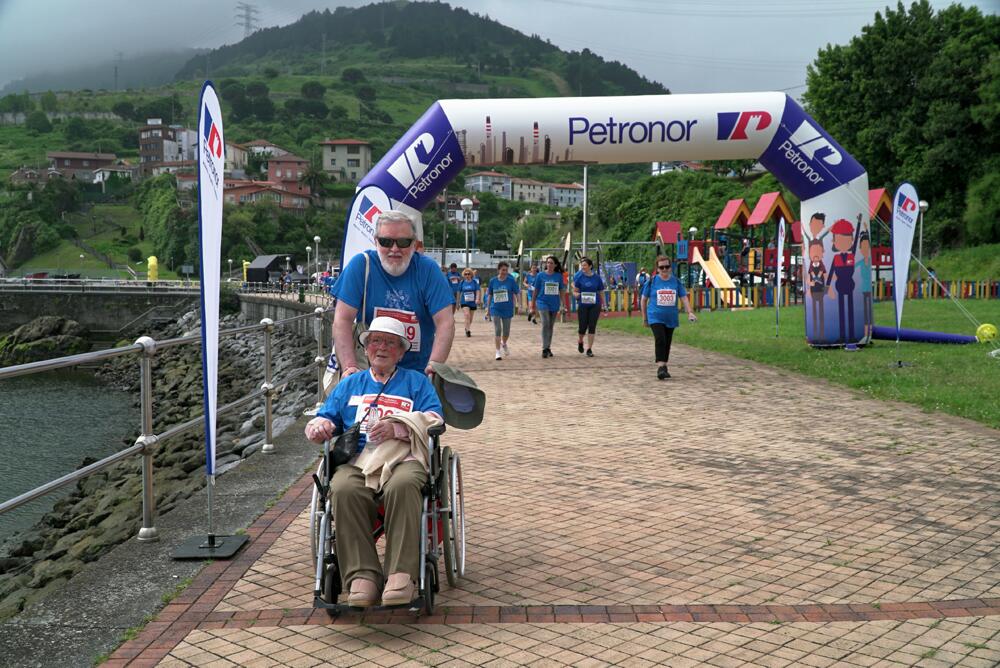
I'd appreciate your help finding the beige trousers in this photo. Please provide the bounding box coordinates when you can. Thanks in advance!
[330,461,427,588]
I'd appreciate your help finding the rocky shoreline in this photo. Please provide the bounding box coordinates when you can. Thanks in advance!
[0,307,320,620]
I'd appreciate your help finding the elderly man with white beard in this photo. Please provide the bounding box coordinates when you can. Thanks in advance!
[333,210,456,378]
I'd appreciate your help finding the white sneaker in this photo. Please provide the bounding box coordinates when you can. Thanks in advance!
[495,350,502,361]
[501,343,509,357]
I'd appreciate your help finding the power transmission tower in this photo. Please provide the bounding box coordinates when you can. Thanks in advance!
[234,2,260,39]
[321,33,326,75]
[113,51,123,91]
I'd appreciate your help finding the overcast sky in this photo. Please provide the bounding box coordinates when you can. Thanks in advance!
[0,0,996,94]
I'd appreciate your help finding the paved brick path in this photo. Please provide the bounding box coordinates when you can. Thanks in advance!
[107,314,1000,666]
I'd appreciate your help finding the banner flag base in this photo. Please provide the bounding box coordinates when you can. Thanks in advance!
[172,533,248,560]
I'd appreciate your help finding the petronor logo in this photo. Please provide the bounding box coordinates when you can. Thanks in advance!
[717,111,772,140]
[786,121,842,165]
[386,132,453,198]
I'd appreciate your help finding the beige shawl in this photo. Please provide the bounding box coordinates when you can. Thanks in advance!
[355,411,441,492]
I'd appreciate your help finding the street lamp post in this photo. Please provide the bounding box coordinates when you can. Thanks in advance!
[305,246,311,280]
[313,235,321,278]
[228,258,233,280]
[461,198,473,268]
[688,226,698,288]
[918,200,928,282]
[285,256,290,271]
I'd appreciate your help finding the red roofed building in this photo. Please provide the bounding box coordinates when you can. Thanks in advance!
[47,151,117,182]
[464,170,512,199]
[224,183,309,211]
[265,154,310,196]
[548,182,584,208]
[320,138,372,183]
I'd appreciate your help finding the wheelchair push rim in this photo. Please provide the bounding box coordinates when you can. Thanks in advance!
[441,447,467,586]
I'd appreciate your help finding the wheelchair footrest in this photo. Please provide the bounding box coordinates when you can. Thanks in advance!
[313,595,425,615]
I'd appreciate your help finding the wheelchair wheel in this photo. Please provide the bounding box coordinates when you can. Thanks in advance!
[423,558,436,615]
[440,447,467,587]
[309,459,325,561]
[321,560,340,606]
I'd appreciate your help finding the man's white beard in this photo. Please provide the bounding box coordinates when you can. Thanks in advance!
[380,253,412,277]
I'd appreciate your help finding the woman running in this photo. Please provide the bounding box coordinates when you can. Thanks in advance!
[457,268,480,337]
[531,255,566,358]
[640,256,697,379]
[485,261,519,360]
[572,256,605,357]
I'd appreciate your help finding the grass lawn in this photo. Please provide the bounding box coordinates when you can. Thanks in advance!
[602,299,1000,429]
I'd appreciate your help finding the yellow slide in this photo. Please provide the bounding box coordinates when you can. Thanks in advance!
[690,246,752,307]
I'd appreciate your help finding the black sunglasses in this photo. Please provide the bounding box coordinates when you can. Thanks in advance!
[376,236,414,249]
[658,264,671,270]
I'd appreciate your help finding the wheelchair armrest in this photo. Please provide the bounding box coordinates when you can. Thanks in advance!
[428,424,446,438]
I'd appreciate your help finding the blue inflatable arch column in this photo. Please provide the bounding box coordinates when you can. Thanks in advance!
[343,93,870,346]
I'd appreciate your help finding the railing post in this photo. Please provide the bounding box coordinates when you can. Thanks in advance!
[260,318,276,454]
[313,307,326,410]
[135,336,159,542]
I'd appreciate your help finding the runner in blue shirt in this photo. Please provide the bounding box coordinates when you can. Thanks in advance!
[531,256,566,358]
[485,261,520,360]
[457,268,480,338]
[523,265,539,323]
[572,256,605,357]
[445,263,462,313]
[333,211,455,378]
[640,256,696,379]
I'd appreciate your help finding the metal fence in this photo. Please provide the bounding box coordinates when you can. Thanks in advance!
[0,307,332,542]
[0,277,202,295]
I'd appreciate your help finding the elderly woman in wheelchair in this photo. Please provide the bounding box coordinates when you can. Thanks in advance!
[305,316,463,611]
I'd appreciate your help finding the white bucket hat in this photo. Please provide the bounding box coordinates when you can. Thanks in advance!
[358,316,411,352]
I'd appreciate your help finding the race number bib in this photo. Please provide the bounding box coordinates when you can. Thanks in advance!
[544,281,559,296]
[373,306,421,352]
[580,292,596,305]
[656,289,677,307]
[493,289,509,303]
[354,393,414,433]
[463,291,475,303]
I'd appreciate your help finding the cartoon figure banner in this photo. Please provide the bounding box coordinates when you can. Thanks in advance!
[343,92,869,346]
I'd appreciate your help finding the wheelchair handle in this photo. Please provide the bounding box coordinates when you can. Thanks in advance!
[428,424,446,437]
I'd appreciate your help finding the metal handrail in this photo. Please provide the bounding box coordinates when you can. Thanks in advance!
[0,305,334,543]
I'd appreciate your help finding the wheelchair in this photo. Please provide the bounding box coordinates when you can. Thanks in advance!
[309,423,466,615]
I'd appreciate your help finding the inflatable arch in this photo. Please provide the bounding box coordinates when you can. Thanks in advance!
[342,93,871,347]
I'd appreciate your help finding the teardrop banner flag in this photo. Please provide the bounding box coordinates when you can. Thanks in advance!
[342,93,869,346]
[775,216,786,336]
[197,81,225,477]
[891,182,919,340]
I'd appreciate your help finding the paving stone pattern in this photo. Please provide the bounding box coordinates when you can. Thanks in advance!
[103,315,999,666]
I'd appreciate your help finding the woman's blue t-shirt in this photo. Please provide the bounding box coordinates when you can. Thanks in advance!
[487,275,520,318]
[642,274,687,328]
[573,271,605,307]
[318,367,443,453]
[533,271,564,312]
[458,279,479,306]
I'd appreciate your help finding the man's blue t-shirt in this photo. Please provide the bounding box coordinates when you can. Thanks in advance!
[446,271,462,295]
[318,367,443,453]
[457,279,479,307]
[637,273,649,294]
[336,250,454,371]
[487,276,520,318]
[533,271,564,312]
[642,274,687,328]
[573,271,605,307]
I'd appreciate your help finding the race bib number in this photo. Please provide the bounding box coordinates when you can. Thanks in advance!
[354,393,413,433]
[580,292,596,305]
[544,282,559,296]
[656,289,677,307]
[493,289,509,303]
[373,306,420,352]
[463,291,475,303]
